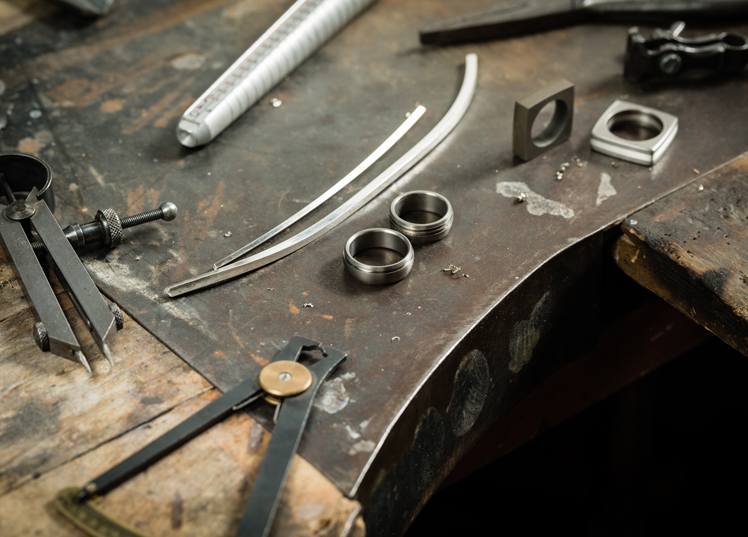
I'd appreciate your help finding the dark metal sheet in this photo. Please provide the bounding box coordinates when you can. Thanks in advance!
[2,0,748,507]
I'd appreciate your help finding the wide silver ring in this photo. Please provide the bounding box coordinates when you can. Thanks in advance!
[590,100,678,166]
[344,228,414,285]
[389,190,454,244]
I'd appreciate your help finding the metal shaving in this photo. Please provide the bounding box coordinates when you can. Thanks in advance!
[555,161,570,181]
[443,264,469,278]
[302,303,313,308]
[224,231,232,237]
[516,192,528,203]
[391,336,400,342]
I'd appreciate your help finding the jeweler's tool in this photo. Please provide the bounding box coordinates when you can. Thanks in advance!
[419,0,748,45]
[213,105,425,269]
[625,21,748,83]
[177,0,376,147]
[55,336,347,537]
[165,54,478,297]
[0,153,177,372]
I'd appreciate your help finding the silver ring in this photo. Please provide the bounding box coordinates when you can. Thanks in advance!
[344,228,414,285]
[590,100,678,166]
[389,191,454,244]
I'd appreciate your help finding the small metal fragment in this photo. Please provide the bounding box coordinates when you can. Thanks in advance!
[302,303,313,308]
[611,161,619,168]
[391,336,400,342]
[443,264,469,278]
[29,110,42,119]
[224,231,232,237]
[267,288,275,291]
[270,98,282,108]
[517,192,528,203]
[698,184,704,191]
[513,78,574,161]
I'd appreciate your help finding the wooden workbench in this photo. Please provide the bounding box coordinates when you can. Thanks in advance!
[2,1,747,536]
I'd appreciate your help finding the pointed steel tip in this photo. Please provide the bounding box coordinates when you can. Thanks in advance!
[102,344,114,369]
[76,351,92,374]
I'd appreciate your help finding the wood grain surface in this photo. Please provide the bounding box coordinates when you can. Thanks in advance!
[616,154,748,356]
[3,0,748,535]
[0,244,364,536]
[3,0,745,505]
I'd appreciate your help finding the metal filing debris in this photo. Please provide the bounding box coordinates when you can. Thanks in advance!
[443,264,469,278]
[0,153,177,372]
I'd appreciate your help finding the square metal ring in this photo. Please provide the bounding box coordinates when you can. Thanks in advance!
[590,100,678,166]
[513,78,574,161]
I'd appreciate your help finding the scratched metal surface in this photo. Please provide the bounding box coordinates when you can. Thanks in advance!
[2,0,748,497]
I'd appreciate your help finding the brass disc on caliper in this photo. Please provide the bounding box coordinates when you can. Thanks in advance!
[259,360,312,400]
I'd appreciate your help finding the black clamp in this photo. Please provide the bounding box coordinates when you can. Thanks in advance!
[625,21,748,84]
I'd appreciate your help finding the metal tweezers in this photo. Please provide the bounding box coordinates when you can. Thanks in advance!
[419,0,748,45]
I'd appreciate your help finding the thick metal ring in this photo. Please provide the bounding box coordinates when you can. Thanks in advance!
[513,78,574,161]
[0,152,55,210]
[590,100,678,166]
[344,228,414,285]
[389,190,454,244]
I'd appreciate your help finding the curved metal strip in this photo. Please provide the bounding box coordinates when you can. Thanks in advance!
[213,105,426,269]
[165,54,478,297]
